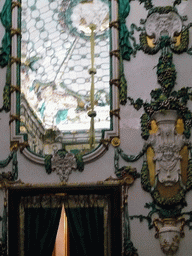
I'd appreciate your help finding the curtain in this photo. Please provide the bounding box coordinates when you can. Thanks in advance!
[24,207,61,256]
[64,194,109,256]
[65,207,104,256]
[20,195,63,256]
[20,194,110,256]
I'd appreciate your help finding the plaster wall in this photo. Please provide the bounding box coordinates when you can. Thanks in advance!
[122,1,192,255]
[0,0,192,255]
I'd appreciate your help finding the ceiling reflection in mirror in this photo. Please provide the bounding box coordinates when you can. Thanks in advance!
[20,0,110,155]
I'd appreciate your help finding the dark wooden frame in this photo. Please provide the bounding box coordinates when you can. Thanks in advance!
[8,183,122,255]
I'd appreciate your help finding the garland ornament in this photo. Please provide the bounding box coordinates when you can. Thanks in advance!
[114,145,141,181]
[139,0,182,11]
[118,0,132,105]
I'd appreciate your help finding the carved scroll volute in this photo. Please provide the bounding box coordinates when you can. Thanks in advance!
[145,12,182,45]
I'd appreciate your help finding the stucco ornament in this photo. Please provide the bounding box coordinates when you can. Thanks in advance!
[51,152,77,182]
[148,110,187,187]
[139,6,190,55]
[145,11,182,45]
[153,218,185,256]
[111,137,121,147]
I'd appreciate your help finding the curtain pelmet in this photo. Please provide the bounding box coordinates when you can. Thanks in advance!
[20,195,63,208]
[19,193,110,256]
[64,194,109,208]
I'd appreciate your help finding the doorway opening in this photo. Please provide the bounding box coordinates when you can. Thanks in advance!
[52,205,69,256]
[8,183,122,256]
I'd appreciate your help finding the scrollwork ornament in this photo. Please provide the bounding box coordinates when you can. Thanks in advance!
[139,6,191,56]
[51,151,77,182]
[114,147,140,184]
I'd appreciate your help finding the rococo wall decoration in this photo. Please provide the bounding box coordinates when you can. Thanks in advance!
[0,0,192,255]
[113,0,192,255]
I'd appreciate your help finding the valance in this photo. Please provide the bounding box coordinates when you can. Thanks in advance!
[20,193,109,208]
[19,193,110,256]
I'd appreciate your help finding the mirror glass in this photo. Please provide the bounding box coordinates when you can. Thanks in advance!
[20,0,110,155]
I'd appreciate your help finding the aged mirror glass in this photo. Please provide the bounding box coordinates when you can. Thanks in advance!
[19,0,111,156]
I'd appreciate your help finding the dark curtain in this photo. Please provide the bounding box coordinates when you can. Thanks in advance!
[65,207,104,256]
[24,207,62,256]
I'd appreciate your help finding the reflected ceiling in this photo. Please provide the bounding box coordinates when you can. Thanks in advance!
[21,0,110,133]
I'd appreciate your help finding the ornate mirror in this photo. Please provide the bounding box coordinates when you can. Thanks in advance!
[10,0,119,167]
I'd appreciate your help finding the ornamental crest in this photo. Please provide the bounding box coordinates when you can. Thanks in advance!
[139,6,189,55]
[51,151,77,182]
[145,11,182,44]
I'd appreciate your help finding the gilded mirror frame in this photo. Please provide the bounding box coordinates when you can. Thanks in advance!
[10,0,120,165]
